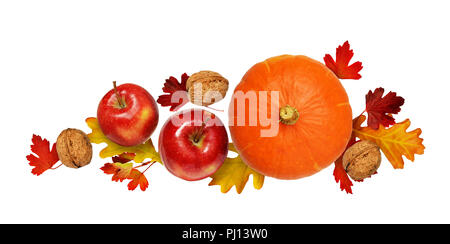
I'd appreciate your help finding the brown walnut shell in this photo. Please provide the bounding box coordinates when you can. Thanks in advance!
[56,128,92,169]
[342,140,381,181]
[186,70,229,106]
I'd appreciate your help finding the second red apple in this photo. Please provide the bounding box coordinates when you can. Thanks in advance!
[158,109,228,181]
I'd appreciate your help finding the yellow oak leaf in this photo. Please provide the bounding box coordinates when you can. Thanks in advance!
[85,117,161,164]
[209,143,265,194]
[353,115,425,169]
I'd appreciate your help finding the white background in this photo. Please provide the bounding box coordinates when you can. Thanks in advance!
[0,0,448,224]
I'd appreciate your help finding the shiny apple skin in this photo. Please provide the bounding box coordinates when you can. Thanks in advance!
[97,83,159,147]
[158,109,228,181]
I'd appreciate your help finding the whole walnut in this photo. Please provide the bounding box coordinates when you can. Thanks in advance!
[186,70,229,106]
[56,128,92,168]
[342,140,381,181]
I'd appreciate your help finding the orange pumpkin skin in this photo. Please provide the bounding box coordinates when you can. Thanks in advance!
[229,55,353,180]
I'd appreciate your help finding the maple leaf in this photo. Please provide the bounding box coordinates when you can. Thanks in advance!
[209,143,265,194]
[127,169,149,191]
[333,158,353,194]
[365,87,405,129]
[324,41,363,79]
[333,137,357,194]
[101,162,150,191]
[353,115,425,169]
[101,151,154,191]
[101,162,134,182]
[86,117,161,164]
[157,73,189,111]
[26,135,60,176]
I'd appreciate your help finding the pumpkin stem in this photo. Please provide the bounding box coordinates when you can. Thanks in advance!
[280,105,299,125]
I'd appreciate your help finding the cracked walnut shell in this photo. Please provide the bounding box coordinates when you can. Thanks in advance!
[186,70,229,106]
[342,140,381,181]
[56,128,92,168]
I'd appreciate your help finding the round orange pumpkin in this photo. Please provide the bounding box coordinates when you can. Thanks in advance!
[228,55,352,179]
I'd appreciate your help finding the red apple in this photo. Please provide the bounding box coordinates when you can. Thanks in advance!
[158,109,228,181]
[97,82,159,147]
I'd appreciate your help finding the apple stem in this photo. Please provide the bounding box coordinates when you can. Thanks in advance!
[193,122,207,143]
[113,81,126,108]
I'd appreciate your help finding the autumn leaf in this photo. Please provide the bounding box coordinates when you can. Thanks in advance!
[101,162,134,182]
[209,143,264,194]
[112,152,136,163]
[333,158,353,194]
[365,87,405,129]
[333,137,357,194]
[157,73,189,111]
[101,151,154,192]
[101,162,150,191]
[127,168,149,191]
[324,41,363,79]
[26,135,60,176]
[86,117,161,164]
[353,115,425,169]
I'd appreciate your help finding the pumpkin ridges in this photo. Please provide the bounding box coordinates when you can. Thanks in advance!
[229,55,352,179]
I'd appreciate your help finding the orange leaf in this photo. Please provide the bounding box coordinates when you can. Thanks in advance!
[26,135,60,176]
[353,115,425,169]
[127,169,149,191]
[101,157,152,191]
[101,162,133,182]
[324,41,363,79]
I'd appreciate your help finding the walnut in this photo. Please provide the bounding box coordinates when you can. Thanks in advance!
[56,128,92,168]
[342,140,381,181]
[186,70,229,106]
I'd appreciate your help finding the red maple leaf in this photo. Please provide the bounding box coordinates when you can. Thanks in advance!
[365,87,405,129]
[324,41,363,79]
[333,137,357,194]
[157,73,189,111]
[333,158,353,194]
[26,135,60,176]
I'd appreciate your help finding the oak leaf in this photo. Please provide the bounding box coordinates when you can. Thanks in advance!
[26,135,60,176]
[85,117,161,164]
[209,143,264,194]
[324,41,363,79]
[353,115,425,169]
